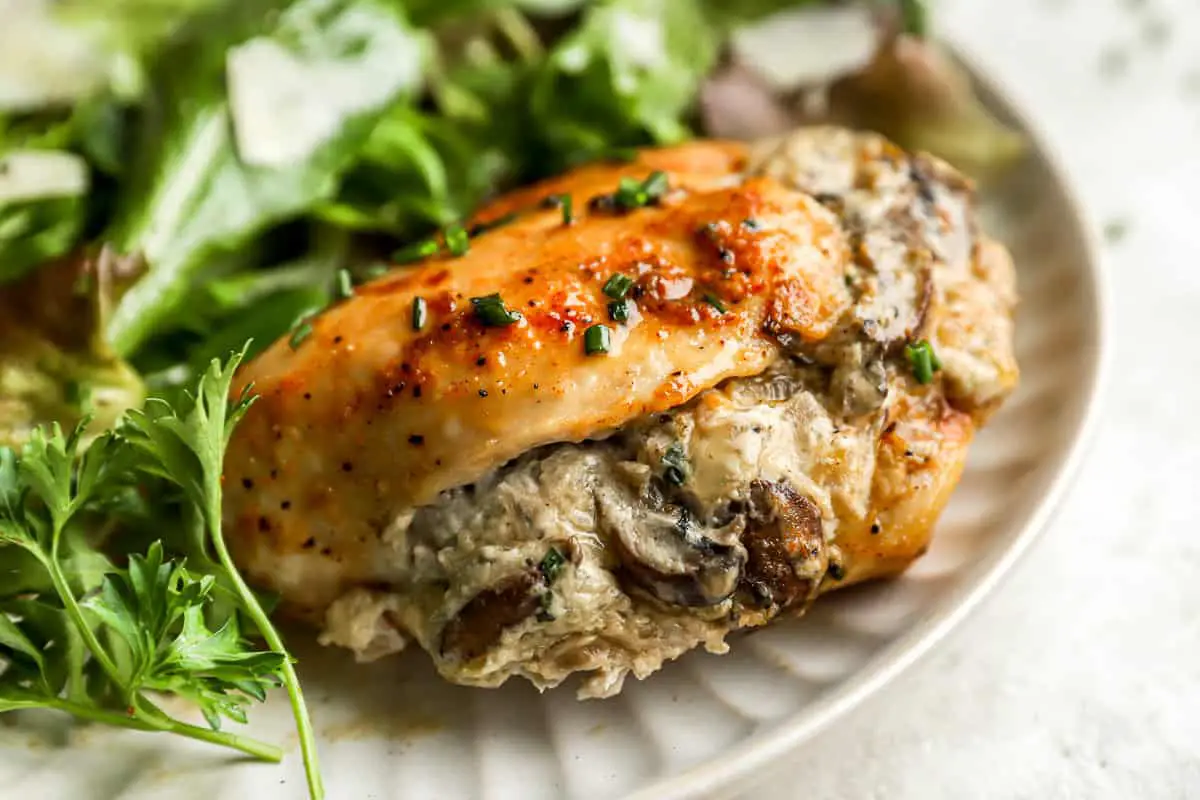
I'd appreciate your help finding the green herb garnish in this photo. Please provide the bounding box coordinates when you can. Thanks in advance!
[662,441,689,486]
[471,294,522,327]
[412,297,428,331]
[602,274,634,300]
[0,348,323,798]
[561,194,575,225]
[905,339,941,385]
[288,317,314,350]
[393,238,439,264]
[613,171,669,210]
[583,324,611,355]
[539,547,567,584]
[608,299,632,323]
[335,269,354,301]
[444,224,469,257]
[703,293,728,314]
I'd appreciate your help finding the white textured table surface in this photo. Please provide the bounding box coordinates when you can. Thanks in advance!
[755,1,1200,798]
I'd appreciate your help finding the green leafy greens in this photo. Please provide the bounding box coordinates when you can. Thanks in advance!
[0,347,323,798]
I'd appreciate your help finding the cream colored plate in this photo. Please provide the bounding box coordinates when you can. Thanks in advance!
[0,55,1106,800]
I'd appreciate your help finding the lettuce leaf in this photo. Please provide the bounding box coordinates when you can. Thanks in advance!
[103,0,425,357]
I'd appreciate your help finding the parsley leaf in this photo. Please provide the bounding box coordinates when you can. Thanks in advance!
[0,346,324,798]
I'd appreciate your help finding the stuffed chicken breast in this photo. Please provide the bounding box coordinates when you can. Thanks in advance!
[223,126,1017,698]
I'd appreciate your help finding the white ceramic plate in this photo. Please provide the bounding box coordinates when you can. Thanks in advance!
[0,54,1106,800]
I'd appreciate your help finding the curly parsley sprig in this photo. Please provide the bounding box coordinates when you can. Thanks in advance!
[0,346,323,799]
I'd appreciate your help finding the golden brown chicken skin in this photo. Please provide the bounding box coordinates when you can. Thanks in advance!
[223,128,1017,698]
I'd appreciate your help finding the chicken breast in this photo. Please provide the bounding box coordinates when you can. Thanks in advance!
[223,127,1017,698]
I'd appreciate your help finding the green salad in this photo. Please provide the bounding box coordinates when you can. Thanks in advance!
[0,1,1023,797]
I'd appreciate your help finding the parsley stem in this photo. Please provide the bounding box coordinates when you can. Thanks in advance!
[203,487,324,799]
[45,531,124,690]
[43,697,283,762]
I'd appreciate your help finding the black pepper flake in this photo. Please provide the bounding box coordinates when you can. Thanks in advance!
[828,563,846,581]
[742,218,761,230]
[560,321,575,333]
[241,478,254,490]
[333,335,344,344]
[476,356,487,367]
[281,500,292,510]
[718,248,734,264]
[302,537,316,549]
[408,434,425,446]
[870,523,881,535]
[303,392,312,400]
[257,517,271,532]
[523,275,535,285]
[341,462,354,472]
[479,389,489,398]
[320,546,333,556]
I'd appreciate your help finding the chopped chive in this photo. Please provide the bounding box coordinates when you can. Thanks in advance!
[335,269,354,300]
[393,238,440,264]
[615,176,644,208]
[602,273,634,300]
[539,547,567,584]
[703,293,728,314]
[471,293,522,327]
[641,170,668,200]
[561,194,574,225]
[412,296,428,331]
[905,339,940,385]
[662,441,689,486]
[742,218,761,231]
[444,223,469,256]
[598,171,672,213]
[288,317,314,350]
[608,299,631,323]
[584,324,611,355]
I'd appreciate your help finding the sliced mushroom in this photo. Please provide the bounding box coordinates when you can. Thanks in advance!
[439,571,541,661]
[828,341,890,418]
[740,480,826,612]
[597,485,746,608]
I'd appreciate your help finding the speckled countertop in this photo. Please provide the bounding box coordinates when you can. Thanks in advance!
[755,1,1200,797]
